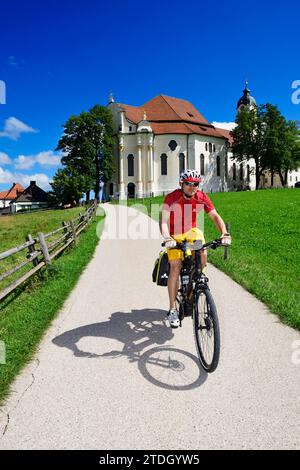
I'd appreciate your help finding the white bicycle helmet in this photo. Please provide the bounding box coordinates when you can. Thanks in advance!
[179,169,202,183]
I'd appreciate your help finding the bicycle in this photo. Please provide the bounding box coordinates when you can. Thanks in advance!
[162,237,229,373]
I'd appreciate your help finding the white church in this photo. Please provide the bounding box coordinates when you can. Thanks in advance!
[106,85,299,199]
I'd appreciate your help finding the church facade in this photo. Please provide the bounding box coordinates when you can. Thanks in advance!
[106,87,298,199]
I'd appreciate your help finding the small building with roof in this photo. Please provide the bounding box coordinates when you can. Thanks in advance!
[10,181,49,214]
[0,183,25,209]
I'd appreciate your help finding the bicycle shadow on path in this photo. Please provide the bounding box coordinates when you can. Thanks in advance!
[52,309,207,391]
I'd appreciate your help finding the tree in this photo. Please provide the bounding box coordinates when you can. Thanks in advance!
[231,105,266,190]
[56,105,116,201]
[232,103,300,189]
[276,120,300,186]
[49,168,86,206]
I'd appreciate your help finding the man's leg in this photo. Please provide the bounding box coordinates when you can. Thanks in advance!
[168,259,182,310]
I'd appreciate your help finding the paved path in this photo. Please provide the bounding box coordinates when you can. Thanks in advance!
[0,204,299,449]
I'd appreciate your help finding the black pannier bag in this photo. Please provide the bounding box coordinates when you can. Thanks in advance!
[152,251,170,286]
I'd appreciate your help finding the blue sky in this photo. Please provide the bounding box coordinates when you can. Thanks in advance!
[1,0,299,192]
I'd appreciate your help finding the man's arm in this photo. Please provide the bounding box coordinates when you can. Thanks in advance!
[159,208,172,239]
[207,209,229,236]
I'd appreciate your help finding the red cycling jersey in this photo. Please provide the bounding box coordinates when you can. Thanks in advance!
[162,189,214,236]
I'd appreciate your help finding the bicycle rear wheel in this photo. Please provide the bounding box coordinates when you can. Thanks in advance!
[193,288,220,372]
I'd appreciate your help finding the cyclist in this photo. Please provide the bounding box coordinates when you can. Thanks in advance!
[160,169,231,328]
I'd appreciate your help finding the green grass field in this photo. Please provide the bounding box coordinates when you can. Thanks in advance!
[0,207,85,295]
[0,207,84,253]
[125,189,300,330]
[0,211,104,403]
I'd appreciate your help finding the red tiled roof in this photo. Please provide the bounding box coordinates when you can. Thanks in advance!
[120,95,209,125]
[0,183,24,200]
[215,128,234,145]
[118,95,225,139]
[151,122,224,139]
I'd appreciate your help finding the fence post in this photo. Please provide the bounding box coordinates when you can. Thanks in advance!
[62,221,69,239]
[70,220,77,244]
[27,234,43,279]
[27,234,38,267]
[38,232,51,266]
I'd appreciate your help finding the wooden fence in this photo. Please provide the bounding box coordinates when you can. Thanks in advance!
[0,200,98,302]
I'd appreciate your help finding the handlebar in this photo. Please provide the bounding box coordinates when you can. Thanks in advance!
[161,238,223,251]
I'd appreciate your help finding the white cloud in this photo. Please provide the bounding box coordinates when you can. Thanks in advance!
[14,150,61,170]
[0,117,38,141]
[0,167,51,190]
[14,155,36,170]
[17,173,51,191]
[36,151,61,167]
[212,121,237,131]
[0,167,14,184]
[0,152,12,165]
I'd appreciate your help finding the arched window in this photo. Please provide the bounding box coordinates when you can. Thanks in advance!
[240,163,244,180]
[233,163,236,181]
[247,164,250,182]
[213,144,216,152]
[179,153,185,174]
[217,156,221,176]
[168,140,177,151]
[209,143,212,153]
[127,154,134,177]
[225,156,228,180]
[205,143,208,152]
[161,153,168,175]
[200,154,205,176]
[109,183,114,196]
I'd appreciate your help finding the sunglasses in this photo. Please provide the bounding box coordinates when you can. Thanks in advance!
[184,182,199,187]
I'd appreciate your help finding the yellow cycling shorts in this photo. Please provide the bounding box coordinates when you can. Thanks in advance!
[167,227,205,262]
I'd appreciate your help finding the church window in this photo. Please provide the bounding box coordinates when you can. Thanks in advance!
[127,154,134,177]
[225,155,228,180]
[129,126,132,132]
[161,154,168,175]
[233,163,236,180]
[217,156,221,177]
[213,144,216,152]
[168,140,178,151]
[200,154,205,175]
[209,143,212,153]
[179,153,185,174]
[247,164,250,182]
[205,143,208,151]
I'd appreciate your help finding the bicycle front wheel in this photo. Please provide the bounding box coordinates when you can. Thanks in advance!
[193,288,220,372]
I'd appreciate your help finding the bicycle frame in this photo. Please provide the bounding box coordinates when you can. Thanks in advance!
[166,238,221,322]
[161,236,229,372]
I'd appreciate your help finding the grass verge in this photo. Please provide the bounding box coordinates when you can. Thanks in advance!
[0,214,104,404]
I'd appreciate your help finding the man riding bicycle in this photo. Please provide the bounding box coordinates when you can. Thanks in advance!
[159,169,231,328]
